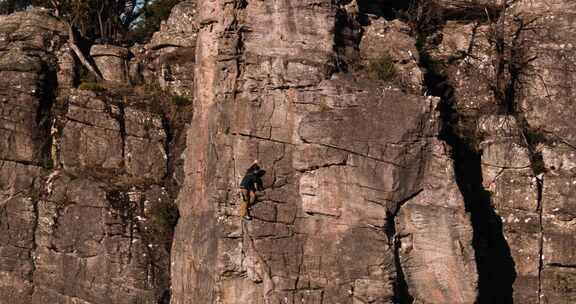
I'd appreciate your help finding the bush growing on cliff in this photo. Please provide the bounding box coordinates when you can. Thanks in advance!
[78,81,105,93]
[78,67,105,92]
[170,94,191,106]
[367,53,397,81]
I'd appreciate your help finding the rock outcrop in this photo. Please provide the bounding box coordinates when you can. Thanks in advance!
[420,0,576,303]
[1,0,575,303]
[171,1,476,303]
[90,45,130,83]
[0,7,194,304]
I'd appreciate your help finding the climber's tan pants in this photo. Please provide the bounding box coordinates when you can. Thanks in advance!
[240,189,256,217]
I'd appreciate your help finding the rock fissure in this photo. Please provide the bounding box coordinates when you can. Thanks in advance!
[295,160,347,173]
[0,158,40,167]
[118,100,128,168]
[536,171,544,304]
[35,64,58,169]
[2,2,576,303]
[548,263,576,269]
[28,189,39,297]
[314,143,406,167]
[384,186,423,304]
[414,16,517,303]
[384,197,412,303]
[490,9,551,303]
[392,236,413,304]
[160,112,174,181]
[231,132,297,146]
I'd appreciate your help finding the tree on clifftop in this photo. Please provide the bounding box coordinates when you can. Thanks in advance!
[0,0,31,14]
[1,0,182,79]
[1,0,182,44]
[128,0,183,42]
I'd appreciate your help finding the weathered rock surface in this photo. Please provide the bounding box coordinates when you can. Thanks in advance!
[90,45,130,83]
[0,7,193,304]
[170,1,476,304]
[360,18,423,93]
[1,0,576,304]
[130,1,198,96]
[422,0,576,303]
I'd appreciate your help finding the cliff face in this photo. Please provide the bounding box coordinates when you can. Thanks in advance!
[422,1,576,303]
[170,1,476,303]
[0,1,575,304]
[0,9,187,304]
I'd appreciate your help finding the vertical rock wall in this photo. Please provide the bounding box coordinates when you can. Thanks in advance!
[0,7,194,304]
[1,1,575,303]
[420,0,576,303]
[171,1,476,303]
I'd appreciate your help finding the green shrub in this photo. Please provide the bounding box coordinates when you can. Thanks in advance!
[78,81,105,93]
[77,67,105,93]
[170,94,192,106]
[367,53,397,81]
[318,97,331,112]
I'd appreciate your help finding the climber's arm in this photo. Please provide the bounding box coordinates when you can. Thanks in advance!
[255,178,264,191]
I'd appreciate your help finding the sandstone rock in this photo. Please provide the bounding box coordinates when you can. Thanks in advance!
[0,10,65,166]
[131,1,198,95]
[360,18,423,92]
[148,1,198,49]
[124,107,167,181]
[430,21,495,113]
[170,2,476,304]
[1,1,576,304]
[0,70,48,164]
[90,45,129,83]
[0,9,180,304]
[57,91,124,172]
[0,9,67,51]
[424,0,576,302]
[56,45,76,88]
[0,161,42,303]
[31,174,171,304]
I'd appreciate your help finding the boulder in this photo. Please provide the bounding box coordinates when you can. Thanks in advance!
[90,44,129,83]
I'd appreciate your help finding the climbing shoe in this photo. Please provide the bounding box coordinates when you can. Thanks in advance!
[243,215,252,221]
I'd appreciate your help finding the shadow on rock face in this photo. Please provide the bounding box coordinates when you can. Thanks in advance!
[439,91,517,304]
[454,146,517,304]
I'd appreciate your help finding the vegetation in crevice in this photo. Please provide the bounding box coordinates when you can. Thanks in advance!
[170,94,192,106]
[331,5,364,75]
[366,52,397,81]
[488,9,549,176]
[75,63,105,92]
[77,81,104,92]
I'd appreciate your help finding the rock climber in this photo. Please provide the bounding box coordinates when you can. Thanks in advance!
[239,161,266,220]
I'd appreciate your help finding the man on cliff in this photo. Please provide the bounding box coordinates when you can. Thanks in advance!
[239,161,266,220]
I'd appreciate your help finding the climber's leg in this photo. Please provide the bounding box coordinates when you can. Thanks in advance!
[240,189,249,218]
[243,190,256,219]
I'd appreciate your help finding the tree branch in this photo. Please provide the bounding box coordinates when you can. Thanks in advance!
[66,24,103,81]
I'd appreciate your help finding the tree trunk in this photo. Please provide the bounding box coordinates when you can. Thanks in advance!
[66,24,103,81]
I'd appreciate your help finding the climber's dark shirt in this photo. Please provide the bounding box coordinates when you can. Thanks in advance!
[240,172,263,191]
